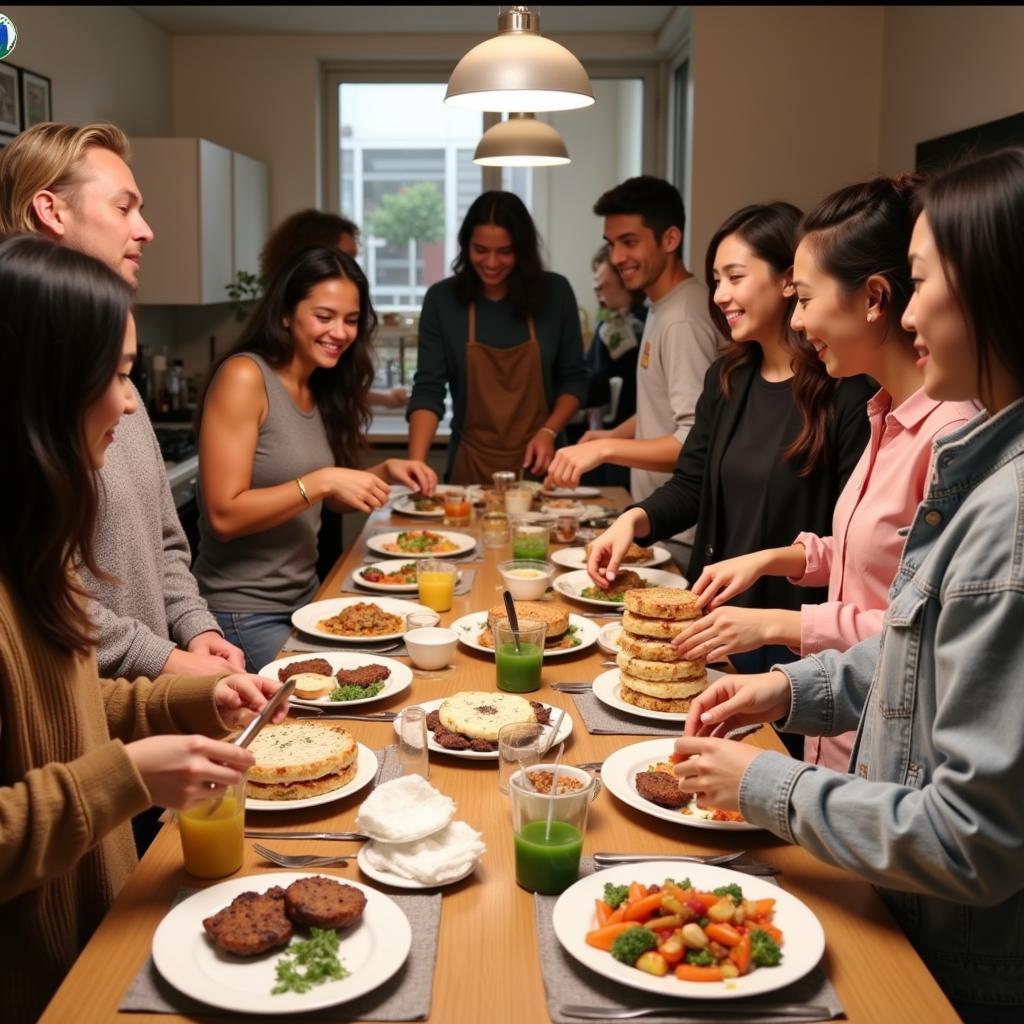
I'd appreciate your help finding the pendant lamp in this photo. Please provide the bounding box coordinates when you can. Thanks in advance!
[445,6,595,113]
[473,113,571,167]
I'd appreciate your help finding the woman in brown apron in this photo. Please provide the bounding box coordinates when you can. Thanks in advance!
[407,191,589,484]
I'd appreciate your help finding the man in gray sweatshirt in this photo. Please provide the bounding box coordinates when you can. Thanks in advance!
[0,122,245,678]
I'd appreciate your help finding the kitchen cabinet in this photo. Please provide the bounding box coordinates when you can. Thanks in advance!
[129,137,268,305]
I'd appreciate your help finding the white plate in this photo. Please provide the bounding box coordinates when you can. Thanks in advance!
[597,622,623,655]
[540,502,607,519]
[351,559,421,593]
[399,697,573,761]
[550,545,672,570]
[553,567,689,608]
[591,668,726,724]
[246,743,378,812]
[291,597,435,642]
[391,485,461,518]
[449,610,600,658]
[601,738,763,831]
[356,843,478,890]
[258,652,413,708]
[540,485,602,499]
[552,861,824,999]
[151,871,411,1015]
[365,529,477,559]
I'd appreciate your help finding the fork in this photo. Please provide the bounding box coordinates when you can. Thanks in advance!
[252,843,350,868]
[550,683,591,693]
[574,761,604,772]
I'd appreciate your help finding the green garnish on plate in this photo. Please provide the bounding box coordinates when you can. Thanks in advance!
[272,927,349,995]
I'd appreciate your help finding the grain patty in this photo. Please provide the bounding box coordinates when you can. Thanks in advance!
[278,658,332,682]
[284,876,367,929]
[202,886,293,956]
[335,663,391,687]
[635,769,690,809]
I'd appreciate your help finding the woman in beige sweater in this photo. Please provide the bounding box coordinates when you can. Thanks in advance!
[0,235,285,1023]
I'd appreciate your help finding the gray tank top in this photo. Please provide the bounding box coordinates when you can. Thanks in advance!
[194,353,336,613]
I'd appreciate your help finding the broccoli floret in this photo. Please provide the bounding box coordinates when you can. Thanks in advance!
[750,928,782,967]
[713,883,744,905]
[610,926,658,966]
[662,877,691,891]
[698,916,710,928]
[686,948,715,966]
[602,883,630,910]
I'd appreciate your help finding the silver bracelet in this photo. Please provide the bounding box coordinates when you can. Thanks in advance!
[539,426,558,438]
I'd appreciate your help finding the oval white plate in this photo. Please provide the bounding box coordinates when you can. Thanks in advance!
[550,545,672,570]
[291,597,435,642]
[246,742,378,812]
[601,738,762,831]
[597,622,623,655]
[391,497,444,518]
[591,667,725,723]
[365,529,476,559]
[356,843,478,890]
[449,610,599,658]
[540,486,602,499]
[399,697,573,761]
[552,861,823,999]
[151,871,411,1016]
[258,652,412,708]
[350,559,421,593]
[553,567,689,608]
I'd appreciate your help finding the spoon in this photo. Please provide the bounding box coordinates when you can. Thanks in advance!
[502,588,522,653]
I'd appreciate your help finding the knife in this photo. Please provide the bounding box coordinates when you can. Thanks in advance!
[560,1003,831,1020]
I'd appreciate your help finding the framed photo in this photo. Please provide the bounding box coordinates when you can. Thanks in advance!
[20,68,51,129]
[0,62,19,134]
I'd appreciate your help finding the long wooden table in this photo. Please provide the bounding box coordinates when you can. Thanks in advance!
[41,489,960,1023]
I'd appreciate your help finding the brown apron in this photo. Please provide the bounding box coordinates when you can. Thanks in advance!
[449,303,549,485]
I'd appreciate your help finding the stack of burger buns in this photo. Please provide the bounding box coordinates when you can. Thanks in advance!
[246,720,359,800]
[617,587,706,713]
[478,600,573,650]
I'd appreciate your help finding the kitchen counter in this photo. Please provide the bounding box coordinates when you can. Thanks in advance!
[367,411,450,446]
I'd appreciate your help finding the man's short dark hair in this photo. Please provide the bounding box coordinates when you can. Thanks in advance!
[593,176,686,258]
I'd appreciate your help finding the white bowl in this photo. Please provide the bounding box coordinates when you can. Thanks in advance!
[403,627,458,671]
[498,559,554,600]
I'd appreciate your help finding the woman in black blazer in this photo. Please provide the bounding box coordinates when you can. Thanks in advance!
[588,202,873,677]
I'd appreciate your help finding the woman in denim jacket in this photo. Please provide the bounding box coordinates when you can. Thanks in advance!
[675,148,1024,1022]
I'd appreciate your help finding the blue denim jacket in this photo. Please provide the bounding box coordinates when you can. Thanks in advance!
[741,399,1024,1005]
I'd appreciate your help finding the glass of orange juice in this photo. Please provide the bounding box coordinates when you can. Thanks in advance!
[177,773,247,878]
[442,486,472,527]
[417,558,458,612]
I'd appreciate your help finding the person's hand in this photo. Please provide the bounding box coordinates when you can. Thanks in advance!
[683,670,792,739]
[383,458,437,497]
[321,467,391,512]
[125,734,256,810]
[162,647,240,678]
[187,631,245,672]
[544,441,606,490]
[523,429,557,476]
[671,738,763,812]
[213,673,289,729]
[585,511,643,588]
[672,606,774,662]
[690,552,771,611]
[579,428,614,445]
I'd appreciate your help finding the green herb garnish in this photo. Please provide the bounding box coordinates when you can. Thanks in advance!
[330,681,386,702]
[272,927,349,995]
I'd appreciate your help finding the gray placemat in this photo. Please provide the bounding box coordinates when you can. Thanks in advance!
[571,690,683,736]
[119,885,441,1019]
[535,859,845,1023]
[281,632,409,657]
[340,567,477,597]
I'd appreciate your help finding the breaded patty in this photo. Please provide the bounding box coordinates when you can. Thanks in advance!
[624,587,701,620]
[202,886,293,956]
[635,769,690,809]
[622,610,686,640]
[279,658,332,682]
[284,876,367,930]
[617,649,706,681]
[335,663,391,686]
[618,630,694,663]
[620,683,695,715]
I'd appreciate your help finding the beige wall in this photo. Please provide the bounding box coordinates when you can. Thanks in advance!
[687,5,884,274]
[879,5,1024,173]
[4,5,170,133]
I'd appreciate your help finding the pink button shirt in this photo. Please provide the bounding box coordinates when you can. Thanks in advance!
[790,387,977,772]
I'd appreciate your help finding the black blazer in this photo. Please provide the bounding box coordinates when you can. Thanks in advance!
[633,356,875,612]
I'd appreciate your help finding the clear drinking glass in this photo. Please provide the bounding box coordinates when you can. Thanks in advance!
[442,486,472,526]
[395,705,430,780]
[493,617,547,693]
[481,510,510,548]
[177,773,247,879]
[497,721,545,795]
[406,610,441,632]
[492,470,517,497]
[417,558,458,612]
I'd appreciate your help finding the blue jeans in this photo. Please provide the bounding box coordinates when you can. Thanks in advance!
[214,610,294,674]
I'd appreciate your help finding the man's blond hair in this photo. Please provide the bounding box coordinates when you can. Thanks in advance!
[0,122,130,234]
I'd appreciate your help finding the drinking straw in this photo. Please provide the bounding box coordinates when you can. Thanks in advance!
[541,707,566,756]
[544,743,565,841]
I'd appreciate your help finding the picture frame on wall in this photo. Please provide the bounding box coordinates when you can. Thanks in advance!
[20,68,51,129]
[0,61,20,134]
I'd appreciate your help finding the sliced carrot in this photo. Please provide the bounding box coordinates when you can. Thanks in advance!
[759,923,784,945]
[675,963,725,982]
[605,906,625,926]
[691,891,721,911]
[754,898,776,917]
[705,922,742,948]
[595,899,612,926]
[729,933,752,974]
[628,881,647,903]
[585,922,638,951]
[623,892,666,922]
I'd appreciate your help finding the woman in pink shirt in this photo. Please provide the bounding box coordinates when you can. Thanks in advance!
[673,175,976,771]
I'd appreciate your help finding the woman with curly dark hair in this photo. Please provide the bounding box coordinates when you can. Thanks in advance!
[194,245,435,670]
[407,190,588,482]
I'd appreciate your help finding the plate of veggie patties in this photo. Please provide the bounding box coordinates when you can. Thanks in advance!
[152,872,410,1014]
[552,568,688,607]
[259,652,412,707]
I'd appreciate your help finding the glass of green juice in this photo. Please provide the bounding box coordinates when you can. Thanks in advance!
[509,765,596,894]
[494,617,546,693]
[511,520,551,561]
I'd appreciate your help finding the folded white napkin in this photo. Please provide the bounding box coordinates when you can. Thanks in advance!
[356,775,455,843]
[363,820,486,884]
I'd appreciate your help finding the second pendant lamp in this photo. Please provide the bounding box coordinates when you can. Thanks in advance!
[473,113,571,167]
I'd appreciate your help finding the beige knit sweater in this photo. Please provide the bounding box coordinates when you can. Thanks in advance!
[0,576,230,1024]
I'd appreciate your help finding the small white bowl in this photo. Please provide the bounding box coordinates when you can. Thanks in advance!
[403,627,458,671]
[498,559,554,600]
